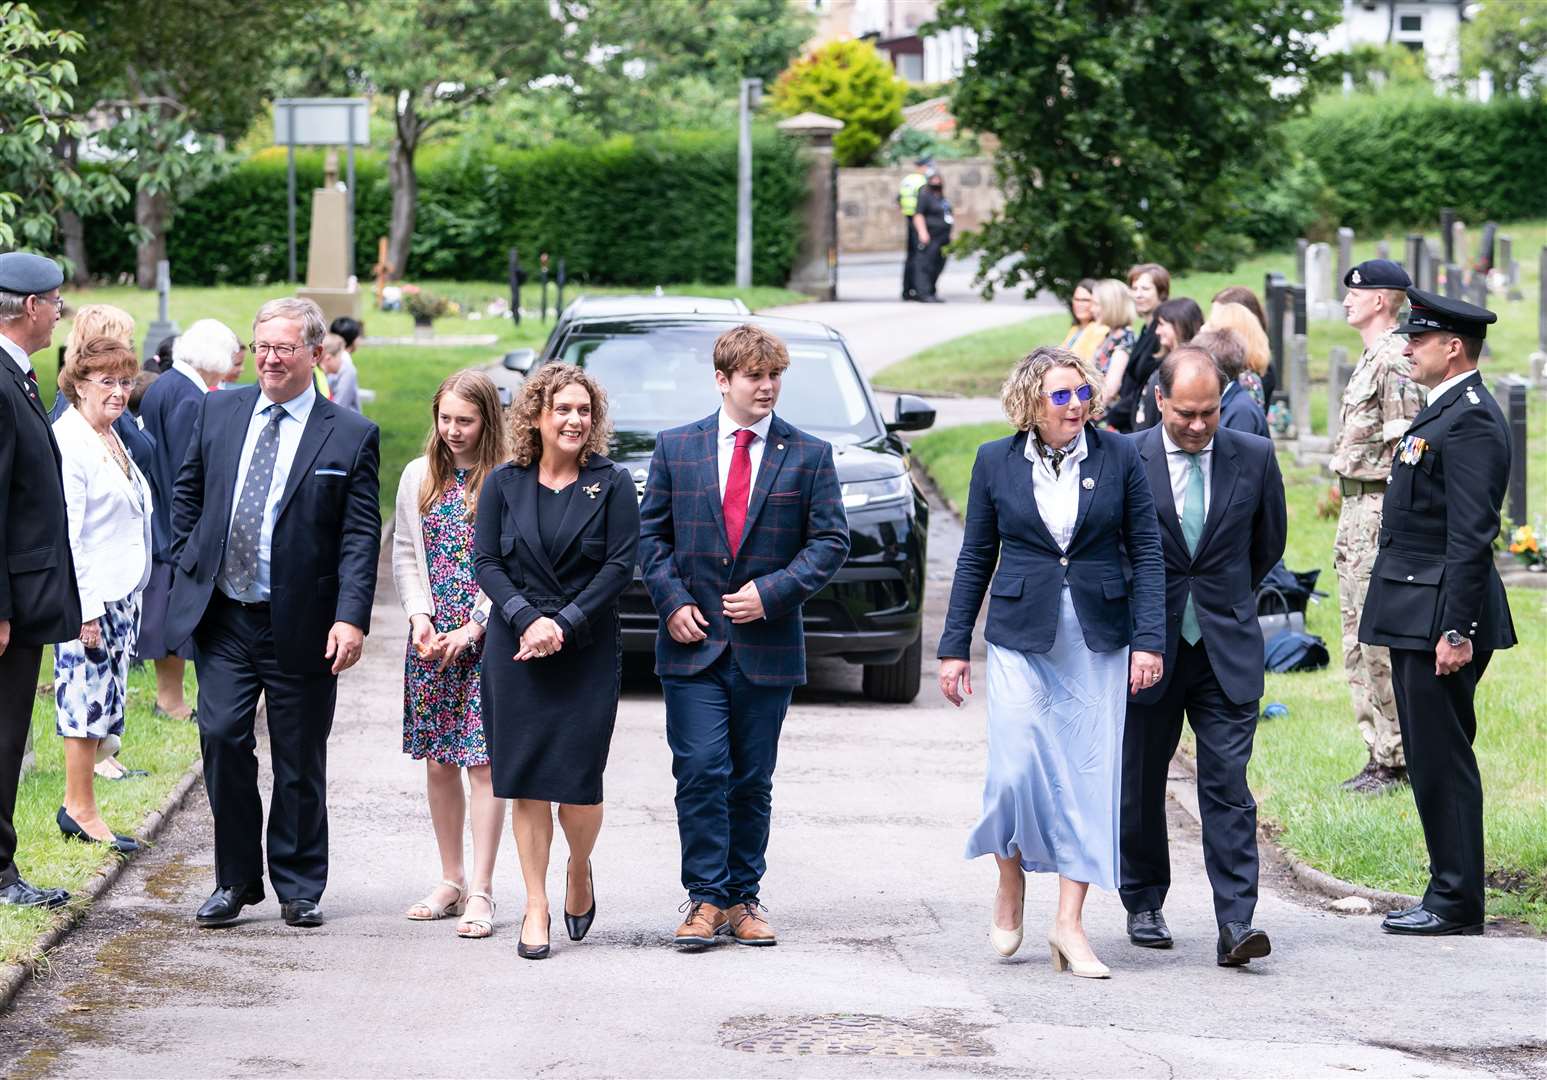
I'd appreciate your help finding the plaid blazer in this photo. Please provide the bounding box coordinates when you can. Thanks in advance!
[639,411,849,687]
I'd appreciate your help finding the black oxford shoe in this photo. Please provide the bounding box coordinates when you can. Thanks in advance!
[196,882,265,927]
[1127,909,1173,948]
[0,877,70,909]
[281,899,323,927]
[1217,922,1272,966]
[1381,907,1483,936]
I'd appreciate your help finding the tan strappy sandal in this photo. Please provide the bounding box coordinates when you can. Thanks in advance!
[457,892,496,939]
[406,879,468,921]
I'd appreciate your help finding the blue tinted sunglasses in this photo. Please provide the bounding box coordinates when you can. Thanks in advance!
[1044,384,1093,407]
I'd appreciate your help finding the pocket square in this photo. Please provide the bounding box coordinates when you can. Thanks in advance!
[314,468,348,477]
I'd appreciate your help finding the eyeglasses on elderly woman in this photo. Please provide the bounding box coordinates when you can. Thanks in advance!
[1043,385,1093,407]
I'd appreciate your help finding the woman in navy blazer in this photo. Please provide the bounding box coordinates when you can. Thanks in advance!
[938,346,1166,979]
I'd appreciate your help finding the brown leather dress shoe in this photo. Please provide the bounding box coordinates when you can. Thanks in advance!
[727,901,777,946]
[674,900,727,948]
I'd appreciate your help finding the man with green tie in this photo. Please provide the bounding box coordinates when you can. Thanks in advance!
[1119,346,1287,967]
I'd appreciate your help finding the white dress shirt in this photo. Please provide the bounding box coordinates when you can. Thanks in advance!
[716,409,772,497]
[1426,369,1474,405]
[0,332,33,376]
[221,385,317,602]
[1024,428,1087,552]
[171,357,208,394]
[1160,427,1213,523]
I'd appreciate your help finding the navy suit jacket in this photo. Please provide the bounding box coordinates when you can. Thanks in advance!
[938,424,1166,660]
[138,369,206,558]
[1220,380,1270,438]
[165,385,381,675]
[1130,424,1287,706]
[639,411,849,687]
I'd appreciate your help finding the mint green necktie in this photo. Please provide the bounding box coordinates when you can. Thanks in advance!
[1181,451,1205,645]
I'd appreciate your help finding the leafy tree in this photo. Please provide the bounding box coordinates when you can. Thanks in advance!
[1334,43,1432,92]
[931,0,1341,300]
[771,39,906,166]
[1461,0,1547,97]
[0,3,125,262]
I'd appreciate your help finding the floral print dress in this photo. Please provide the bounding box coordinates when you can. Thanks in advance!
[402,470,488,767]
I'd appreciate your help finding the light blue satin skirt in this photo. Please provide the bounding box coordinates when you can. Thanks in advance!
[966,587,1128,889]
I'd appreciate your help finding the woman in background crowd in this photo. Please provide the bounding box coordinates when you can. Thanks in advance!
[1108,263,1170,432]
[394,370,509,939]
[1212,286,1275,405]
[51,337,154,851]
[1059,279,1107,363]
[1092,279,1137,409]
[1133,297,1203,430]
[1208,299,1274,413]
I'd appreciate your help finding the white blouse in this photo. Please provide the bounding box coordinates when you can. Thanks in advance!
[1024,428,1087,552]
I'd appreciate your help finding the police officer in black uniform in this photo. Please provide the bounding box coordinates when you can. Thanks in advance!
[911,171,953,303]
[1358,288,1515,937]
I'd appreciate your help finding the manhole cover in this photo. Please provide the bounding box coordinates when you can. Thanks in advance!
[727,1014,990,1057]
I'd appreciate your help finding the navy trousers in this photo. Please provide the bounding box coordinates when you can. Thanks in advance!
[662,651,792,907]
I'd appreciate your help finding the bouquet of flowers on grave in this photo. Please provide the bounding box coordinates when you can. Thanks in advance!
[402,285,454,323]
[1507,522,1543,570]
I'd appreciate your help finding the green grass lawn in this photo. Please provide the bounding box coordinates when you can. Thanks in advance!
[876,219,1547,398]
[913,421,1547,929]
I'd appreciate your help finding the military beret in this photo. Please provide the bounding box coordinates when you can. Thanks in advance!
[1343,258,1411,290]
[1395,287,1497,340]
[0,252,64,295]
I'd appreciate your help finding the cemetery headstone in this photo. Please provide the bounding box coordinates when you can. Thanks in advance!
[1405,233,1423,281]
[1264,271,1289,375]
[1336,227,1354,291]
[1288,333,1311,439]
[1376,239,1390,260]
[1445,263,1462,300]
[1479,222,1498,273]
[1305,243,1339,320]
[1538,246,1547,354]
[1494,376,1528,526]
[1450,221,1469,281]
[1327,347,1353,442]
[1440,207,1456,263]
[1423,241,1443,291]
[1295,238,1309,284]
[1501,235,1523,302]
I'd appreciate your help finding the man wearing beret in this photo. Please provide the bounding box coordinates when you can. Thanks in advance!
[1331,259,1425,795]
[1359,287,1515,936]
[0,252,80,909]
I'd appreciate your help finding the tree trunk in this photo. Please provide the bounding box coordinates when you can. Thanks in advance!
[55,136,89,283]
[386,97,420,281]
[135,187,168,290]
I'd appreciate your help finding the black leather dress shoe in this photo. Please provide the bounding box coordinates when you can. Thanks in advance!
[57,807,139,854]
[196,882,265,927]
[1381,907,1483,936]
[1385,901,1424,920]
[281,899,324,927]
[564,859,596,942]
[1217,922,1272,966]
[0,877,70,908]
[1127,909,1173,948]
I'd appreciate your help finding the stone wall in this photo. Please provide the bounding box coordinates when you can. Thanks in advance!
[836,158,1002,254]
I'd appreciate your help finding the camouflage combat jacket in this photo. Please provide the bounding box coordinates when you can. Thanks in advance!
[1329,327,1425,482]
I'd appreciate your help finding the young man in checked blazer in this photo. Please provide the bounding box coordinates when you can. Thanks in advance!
[639,324,849,948]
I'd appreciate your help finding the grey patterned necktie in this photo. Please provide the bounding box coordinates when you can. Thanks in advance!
[223,404,284,594]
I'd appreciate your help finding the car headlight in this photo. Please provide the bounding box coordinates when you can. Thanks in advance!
[841,473,911,510]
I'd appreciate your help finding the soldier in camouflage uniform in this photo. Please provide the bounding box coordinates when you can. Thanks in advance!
[1330,259,1425,794]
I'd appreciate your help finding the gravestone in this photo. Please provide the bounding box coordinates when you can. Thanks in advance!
[1423,241,1443,291]
[1295,238,1309,284]
[1264,271,1289,376]
[1467,273,1488,310]
[1336,227,1355,291]
[1450,221,1469,281]
[1444,263,1462,300]
[1305,243,1339,320]
[1501,235,1523,302]
[1537,246,1547,359]
[1376,239,1390,260]
[1288,333,1312,439]
[1494,376,1529,526]
[140,259,180,365]
[1440,207,1456,263]
[1327,346,1353,443]
[1479,222,1498,273]
[296,150,362,323]
[1405,233,1425,283]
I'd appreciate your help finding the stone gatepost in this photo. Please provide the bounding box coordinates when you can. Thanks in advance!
[776,112,844,301]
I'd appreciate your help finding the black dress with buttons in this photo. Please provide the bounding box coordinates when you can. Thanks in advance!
[1358,372,1515,924]
[473,456,640,804]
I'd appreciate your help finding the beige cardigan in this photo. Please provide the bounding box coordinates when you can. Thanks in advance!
[391,455,491,624]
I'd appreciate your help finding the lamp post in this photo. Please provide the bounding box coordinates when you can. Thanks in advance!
[736,78,763,289]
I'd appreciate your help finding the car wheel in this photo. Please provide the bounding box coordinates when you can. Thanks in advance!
[861,630,922,704]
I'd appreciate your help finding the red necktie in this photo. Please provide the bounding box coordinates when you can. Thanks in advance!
[723,428,756,557]
[26,369,37,384]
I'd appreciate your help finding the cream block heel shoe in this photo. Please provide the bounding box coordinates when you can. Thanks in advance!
[1048,929,1111,978]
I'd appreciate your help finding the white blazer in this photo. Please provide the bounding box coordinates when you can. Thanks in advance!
[392,456,491,624]
[53,405,154,622]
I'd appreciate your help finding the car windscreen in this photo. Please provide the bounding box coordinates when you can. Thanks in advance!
[557,327,881,438]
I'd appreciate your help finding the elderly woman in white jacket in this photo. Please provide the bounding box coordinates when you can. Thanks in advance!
[52,336,153,854]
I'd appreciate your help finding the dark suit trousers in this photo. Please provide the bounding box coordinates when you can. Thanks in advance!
[902,221,918,299]
[195,594,336,901]
[0,644,44,885]
[662,651,792,907]
[1390,647,1491,924]
[1120,639,1260,926]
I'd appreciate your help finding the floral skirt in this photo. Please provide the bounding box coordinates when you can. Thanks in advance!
[55,592,141,740]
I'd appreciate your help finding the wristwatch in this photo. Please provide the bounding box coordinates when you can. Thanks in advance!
[1443,629,1466,647]
[470,608,488,628]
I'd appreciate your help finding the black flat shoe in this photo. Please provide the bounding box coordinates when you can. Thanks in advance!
[56,807,139,854]
[1217,921,1272,966]
[1127,909,1173,948]
[196,882,265,927]
[281,899,324,927]
[564,859,596,942]
[1380,907,1483,936]
[518,912,551,960]
[0,877,70,908]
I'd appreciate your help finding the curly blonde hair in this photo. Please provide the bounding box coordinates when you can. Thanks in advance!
[508,362,612,467]
[1001,345,1105,432]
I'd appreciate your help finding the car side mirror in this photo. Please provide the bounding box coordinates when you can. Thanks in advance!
[502,348,536,374]
[887,393,936,432]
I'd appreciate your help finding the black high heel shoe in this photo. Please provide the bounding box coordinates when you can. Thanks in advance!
[564,859,596,942]
[57,807,139,854]
[517,911,551,960]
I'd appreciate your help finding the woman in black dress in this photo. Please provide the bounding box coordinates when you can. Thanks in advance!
[474,362,639,960]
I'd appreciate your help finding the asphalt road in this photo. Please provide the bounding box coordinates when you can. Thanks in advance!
[1,489,1543,1079]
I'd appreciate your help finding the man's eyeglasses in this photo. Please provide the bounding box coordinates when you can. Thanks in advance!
[1044,385,1094,407]
[249,342,307,359]
[90,377,137,392]
[33,295,64,310]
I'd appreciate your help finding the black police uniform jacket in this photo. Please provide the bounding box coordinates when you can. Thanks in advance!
[1358,371,1515,653]
[0,351,81,645]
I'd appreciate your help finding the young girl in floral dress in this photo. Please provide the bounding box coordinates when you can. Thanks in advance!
[391,370,509,938]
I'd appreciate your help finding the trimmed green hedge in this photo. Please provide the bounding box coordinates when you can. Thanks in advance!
[84,129,808,287]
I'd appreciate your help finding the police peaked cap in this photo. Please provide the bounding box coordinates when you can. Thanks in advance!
[1343,258,1410,290]
[0,252,64,295]
[1395,287,1497,340]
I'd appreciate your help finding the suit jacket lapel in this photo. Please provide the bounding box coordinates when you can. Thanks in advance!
[1140,427,1186,551]
[1007,431,1060,552]
[1069,425,1103,542]
[740,416,791,543]
[275,400,335,522]
[3,352,50,427]
[697,416,730,552]
[548,457,613,559]
[1406,373,1477,436]
[1194,432,1239,558]
[511,465,560,587]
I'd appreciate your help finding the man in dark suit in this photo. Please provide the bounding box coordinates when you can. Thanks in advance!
[1359,290,1515,937]
[0,253,78,909]
[640,323,850,949]
[1121,345,1287,966]
[167,298,380,929]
